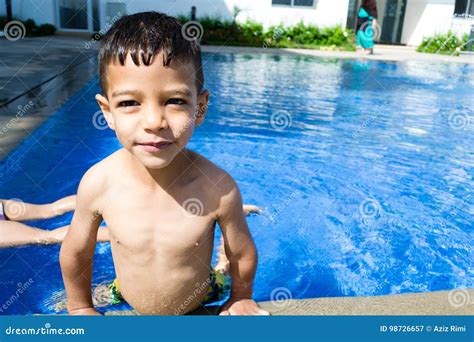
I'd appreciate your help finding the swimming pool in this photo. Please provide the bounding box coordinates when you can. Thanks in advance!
[0,53,472,314]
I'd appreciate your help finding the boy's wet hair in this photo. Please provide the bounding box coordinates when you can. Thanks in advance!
[98,11,204,95]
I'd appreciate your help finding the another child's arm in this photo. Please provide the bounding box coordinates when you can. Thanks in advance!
[59,169,103,315]
[217,176,269,315]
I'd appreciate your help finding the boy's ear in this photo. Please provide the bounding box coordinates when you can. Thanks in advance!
[95,94,115,130]
[195,90,209,126]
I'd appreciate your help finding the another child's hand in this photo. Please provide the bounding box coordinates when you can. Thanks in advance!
[219,298,270,315]
[69,307,102,315]
[242,204,261,216]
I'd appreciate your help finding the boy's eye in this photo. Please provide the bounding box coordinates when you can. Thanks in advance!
[118,100,140,107]
[166,98,186,106]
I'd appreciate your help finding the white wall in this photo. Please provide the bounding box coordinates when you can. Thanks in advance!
[122,0,349,28]
[7,0,56,25]
[3,0,471,48]
[1,0,349,33]
[450,16,474,37]
[401,0,470,46]
[234,0,350,28]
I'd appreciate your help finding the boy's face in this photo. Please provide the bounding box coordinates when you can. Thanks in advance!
[96,52,208,170]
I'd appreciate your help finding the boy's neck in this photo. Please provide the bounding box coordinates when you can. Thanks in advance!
[126,148,193,190]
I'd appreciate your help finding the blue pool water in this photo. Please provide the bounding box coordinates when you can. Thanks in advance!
[0,53,472,314]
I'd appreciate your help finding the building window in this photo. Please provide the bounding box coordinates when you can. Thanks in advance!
[272,0,315,7]
[58,0,88,30]
[454,0,474,18]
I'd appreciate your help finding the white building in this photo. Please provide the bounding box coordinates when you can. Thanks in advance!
[1,0,473,46]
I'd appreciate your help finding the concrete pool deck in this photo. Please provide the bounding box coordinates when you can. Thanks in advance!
[102,289,474,315]
[0,36,98,160]
[203,44,474,64]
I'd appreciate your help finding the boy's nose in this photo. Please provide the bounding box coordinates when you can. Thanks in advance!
[141,109,168,131]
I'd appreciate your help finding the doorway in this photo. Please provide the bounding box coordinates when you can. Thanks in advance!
[346,0,407,44]
[380,0,407,44]
[56,0,101,32]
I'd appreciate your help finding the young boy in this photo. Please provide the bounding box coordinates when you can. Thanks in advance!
[59,11,269,315]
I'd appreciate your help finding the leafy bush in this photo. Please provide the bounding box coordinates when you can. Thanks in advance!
[417,31,469,55]
[0,16,7,29]
[0,16,56,37]
[35,24,56,36]
[240,20,264,45]
[177,16,355,51]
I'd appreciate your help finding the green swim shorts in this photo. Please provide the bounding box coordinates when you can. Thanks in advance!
[108,268,230,306]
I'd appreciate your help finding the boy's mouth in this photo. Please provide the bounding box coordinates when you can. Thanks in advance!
[137,140,173,153]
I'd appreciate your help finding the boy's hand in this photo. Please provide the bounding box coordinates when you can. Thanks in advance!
[69,307,102,315]
[219,298,270,315]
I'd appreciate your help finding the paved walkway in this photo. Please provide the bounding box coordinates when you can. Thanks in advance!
[257,288,474,315]
[0,36,99,159]
[203,44,474,64]
[104,288,474,315]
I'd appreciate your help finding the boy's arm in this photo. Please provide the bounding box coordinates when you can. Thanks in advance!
[217,176,269,315]
[59,168,103,315]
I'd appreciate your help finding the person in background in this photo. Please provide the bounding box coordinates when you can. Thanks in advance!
[356,0,378,54]
[0,196,259,248]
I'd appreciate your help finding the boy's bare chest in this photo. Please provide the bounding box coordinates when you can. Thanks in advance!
[101,185,217,254]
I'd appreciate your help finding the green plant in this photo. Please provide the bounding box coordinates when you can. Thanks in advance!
[176,15,355,51]
[23,19,36,35]
[461,33,470,51]
[417,31,469,55]
[0,16,56,37]
[0,16,8,29]
[240,20,264,45]
[33,23,56,36]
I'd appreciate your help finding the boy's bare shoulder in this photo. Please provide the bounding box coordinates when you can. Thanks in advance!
[78,149,126,199]
[187,151,242,221]
[187,150,239,198]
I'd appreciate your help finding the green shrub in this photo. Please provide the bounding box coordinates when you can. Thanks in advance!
[34,23,56,36]
[417,31,469,55]
[240,20,264,45]
[177,15,355,51]
[0,16,8,29]
[0,16,56,37]
[23,19,37,35]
